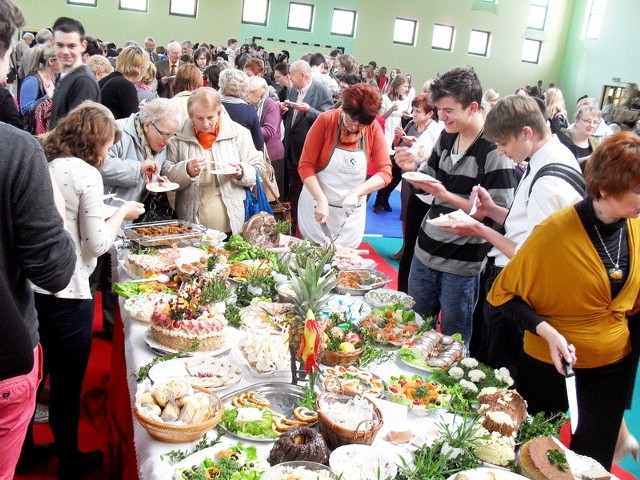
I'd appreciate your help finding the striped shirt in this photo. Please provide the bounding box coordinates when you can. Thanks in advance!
[414,131,516,276]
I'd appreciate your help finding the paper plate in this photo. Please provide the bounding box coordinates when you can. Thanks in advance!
[207,168,237,175]
[146,181,179,193]
[402,171,441,183]
[426,209,473,227]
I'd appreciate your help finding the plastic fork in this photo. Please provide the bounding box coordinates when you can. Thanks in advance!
[104,193,126,204]
[469,185,480,216]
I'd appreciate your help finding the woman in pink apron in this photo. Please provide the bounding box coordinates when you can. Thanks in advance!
[297,84,392,248]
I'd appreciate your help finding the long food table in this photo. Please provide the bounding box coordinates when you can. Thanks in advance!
[106,238,626,480]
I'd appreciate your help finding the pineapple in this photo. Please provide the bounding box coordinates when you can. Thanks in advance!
[287,248,338,383]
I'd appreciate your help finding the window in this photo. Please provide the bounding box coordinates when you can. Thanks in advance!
[242,0,269,26]
[521,38,542,64]
[331,8,356,37]
[431,24,455,51]
[584,0,607,39]
[393,17,418,46]
[288,2,314,31]
[119,0,147,12]
[169,0,197,18]
[527,0,548,30]
[67,0,96,5]
[468,29,490,56]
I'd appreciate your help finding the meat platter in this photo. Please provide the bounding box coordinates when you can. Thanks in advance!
[123,220,207,247]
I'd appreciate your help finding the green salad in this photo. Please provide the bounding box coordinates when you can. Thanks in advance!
[220,407,278,440]
[175,443,265,480]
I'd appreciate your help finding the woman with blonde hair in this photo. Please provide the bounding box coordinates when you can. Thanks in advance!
[99,44,149,119]
[35,101,144,478]
[544,86,568,134]
[481,88,500,117]
[19,45,60,117]
[135,63,158,103]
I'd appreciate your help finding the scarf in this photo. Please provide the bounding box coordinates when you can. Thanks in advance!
[134,115,156,181]
[195,122,220,150]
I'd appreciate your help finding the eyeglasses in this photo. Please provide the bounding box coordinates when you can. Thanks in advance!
[150,121,176,140]
[579,118,600,126]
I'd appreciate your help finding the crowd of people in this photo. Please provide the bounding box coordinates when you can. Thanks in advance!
[1,0,640,478]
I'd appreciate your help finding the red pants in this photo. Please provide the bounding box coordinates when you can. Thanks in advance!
[0,344,42,480]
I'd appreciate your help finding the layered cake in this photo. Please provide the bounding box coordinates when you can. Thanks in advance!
[150,278,227,351]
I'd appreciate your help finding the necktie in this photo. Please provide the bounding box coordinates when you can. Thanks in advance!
[170,64,176,76]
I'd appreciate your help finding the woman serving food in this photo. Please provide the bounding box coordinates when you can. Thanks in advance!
[487,132,640,470]
[297,83,391,248]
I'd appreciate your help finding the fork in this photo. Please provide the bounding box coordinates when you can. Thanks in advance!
[104,193,126,204]
[469,185,480,216]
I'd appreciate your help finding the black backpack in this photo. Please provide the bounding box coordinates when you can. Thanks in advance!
[528,163,586,199]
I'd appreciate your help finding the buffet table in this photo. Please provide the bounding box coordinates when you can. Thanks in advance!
[106,238,632,480]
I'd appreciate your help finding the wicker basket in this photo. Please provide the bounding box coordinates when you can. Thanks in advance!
[134,385,223,443]
[320,346,365,367]
[315,391,383,450]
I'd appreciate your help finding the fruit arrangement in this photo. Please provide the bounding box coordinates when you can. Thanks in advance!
[320,313,366,367]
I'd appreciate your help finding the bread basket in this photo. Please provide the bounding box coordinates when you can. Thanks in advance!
[315,391,383,450]
[320,346,365,367]
[134,385,223,443]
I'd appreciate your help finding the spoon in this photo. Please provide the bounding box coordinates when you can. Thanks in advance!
[128,274,171,283]
[103,193,126,204]
[468,184,481,216]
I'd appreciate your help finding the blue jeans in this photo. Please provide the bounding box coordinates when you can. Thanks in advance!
[408,257,480,350]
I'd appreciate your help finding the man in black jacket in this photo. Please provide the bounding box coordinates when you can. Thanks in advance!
[48,16,100,129]
[0,1,76,477]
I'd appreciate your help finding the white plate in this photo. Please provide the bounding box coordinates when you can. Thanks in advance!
[402,171,441,183]
[330,444,397,480]
[143,330,231,357]
[207,168,237,175]
[146,181,179,192]
[426,209,473,227]
[445,467,528,480]
[166,438,271,480]
[147,356,242,390]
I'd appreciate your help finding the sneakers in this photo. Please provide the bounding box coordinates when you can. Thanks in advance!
[33,402,49,424]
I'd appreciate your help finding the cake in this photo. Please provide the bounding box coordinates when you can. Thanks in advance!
[519,436,574,480]
[478,388,528,426]
[150,277,227,351]
[267,426,329,465]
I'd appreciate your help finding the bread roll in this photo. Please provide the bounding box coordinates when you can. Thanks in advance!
[160,400,180,422]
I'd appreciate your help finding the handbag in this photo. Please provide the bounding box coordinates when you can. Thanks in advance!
[244,172,273,221]
[134,191,176,224]
[260,149,280,202]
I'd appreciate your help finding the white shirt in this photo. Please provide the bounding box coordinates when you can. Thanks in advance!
[33,157,115,298]
[490,135,583,267]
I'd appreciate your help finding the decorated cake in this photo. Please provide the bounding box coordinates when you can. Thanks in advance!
[267,426,329,465]
[150,276,227,351]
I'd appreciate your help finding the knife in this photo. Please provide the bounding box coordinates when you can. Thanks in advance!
[320,222,333,244]
[563,359,579,434]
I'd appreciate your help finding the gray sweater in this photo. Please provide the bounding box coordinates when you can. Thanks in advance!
[0,124,76,379]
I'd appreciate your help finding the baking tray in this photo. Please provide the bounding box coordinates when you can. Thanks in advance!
[220,382,313,442]
[122,220,207,247]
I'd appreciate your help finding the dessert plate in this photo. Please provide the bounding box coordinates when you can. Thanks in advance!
[426,209,473,227]
[146,181,179,193]
[402,171,441,183]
